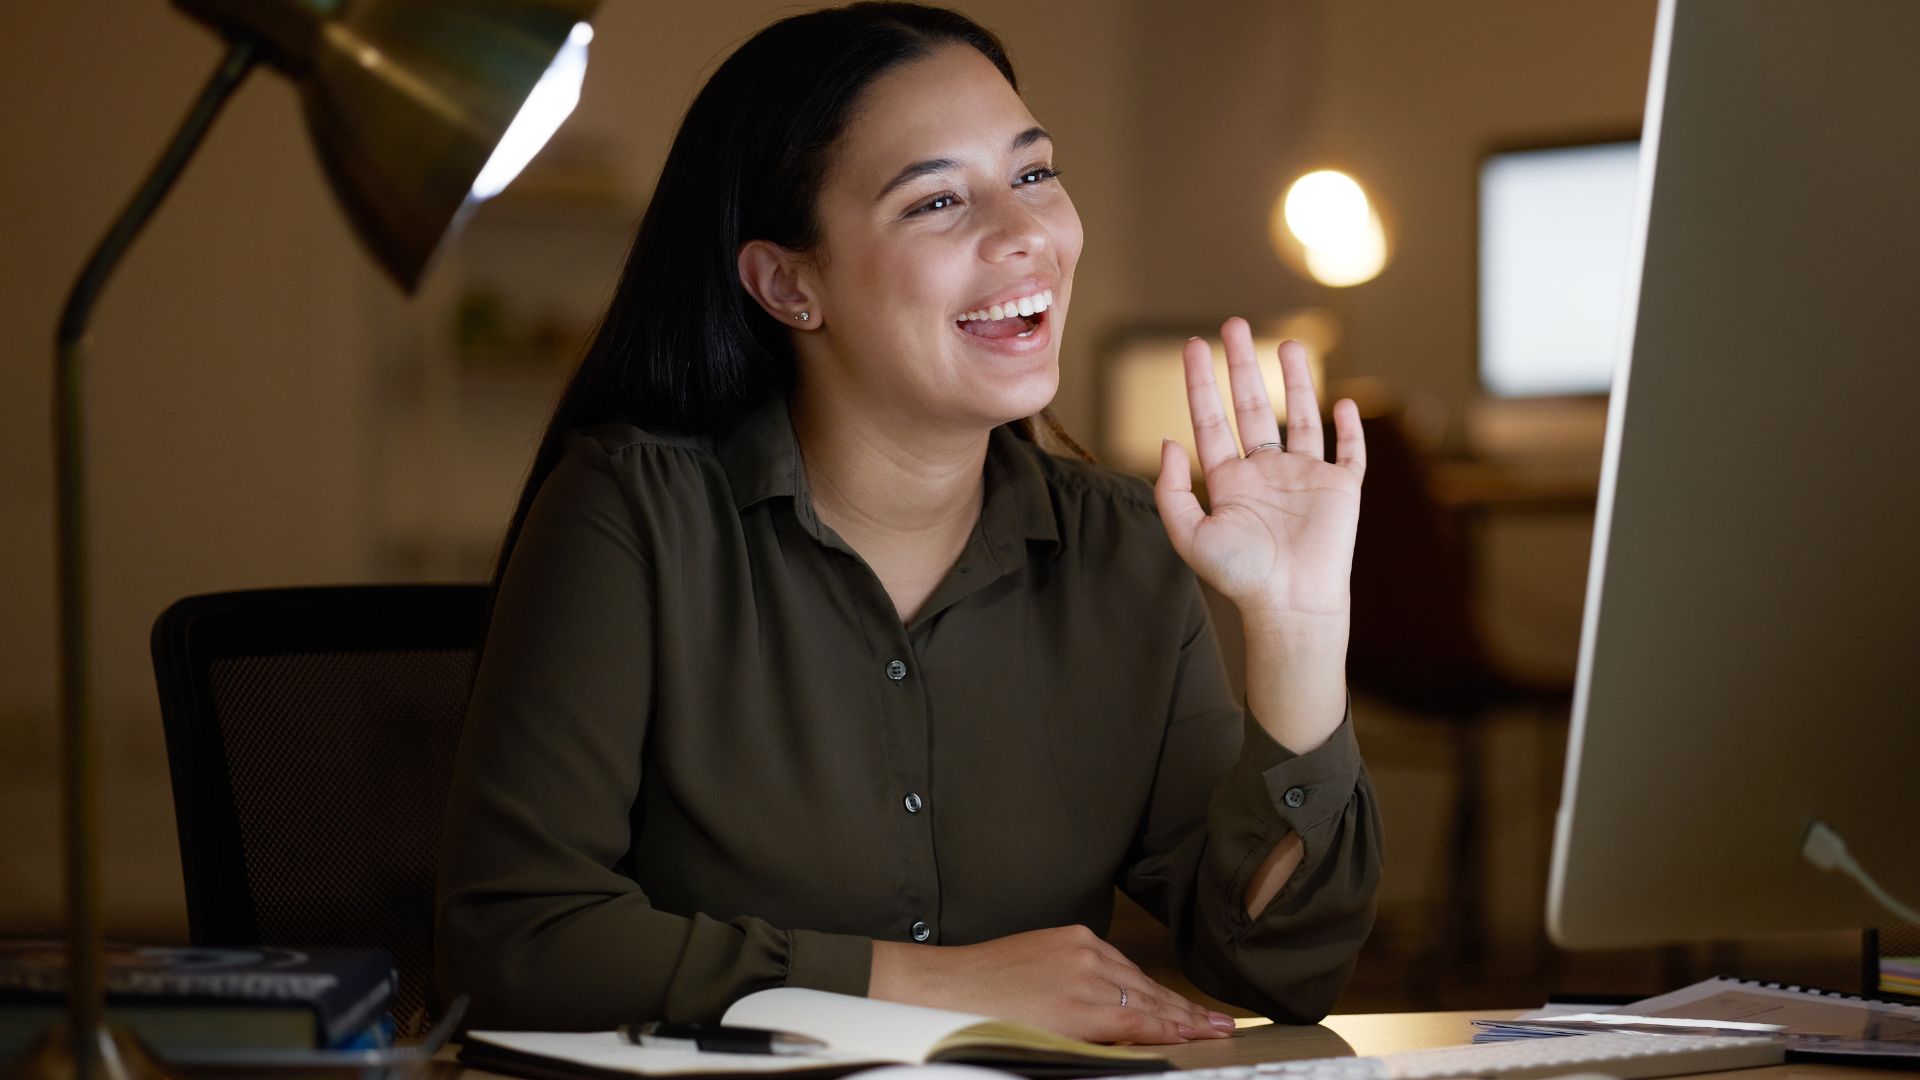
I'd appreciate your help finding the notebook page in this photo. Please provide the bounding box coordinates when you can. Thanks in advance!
[725,988,986,1063]
[467,1030,879,1075]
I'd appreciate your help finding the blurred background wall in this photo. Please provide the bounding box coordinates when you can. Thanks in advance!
[0,0,1858,1010]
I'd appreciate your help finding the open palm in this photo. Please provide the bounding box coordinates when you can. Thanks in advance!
[1153,318,1366,623]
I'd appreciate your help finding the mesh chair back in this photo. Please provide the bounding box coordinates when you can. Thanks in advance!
[152,585,488,1039]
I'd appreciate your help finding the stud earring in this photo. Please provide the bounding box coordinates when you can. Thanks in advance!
[794,311,810,322]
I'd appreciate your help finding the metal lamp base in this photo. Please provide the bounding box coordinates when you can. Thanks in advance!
[7,1024,174,1080]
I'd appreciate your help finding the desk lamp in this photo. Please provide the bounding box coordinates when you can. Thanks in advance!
[34,1,598,1076]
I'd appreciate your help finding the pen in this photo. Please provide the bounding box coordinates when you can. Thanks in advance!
[618,1021,829,1056]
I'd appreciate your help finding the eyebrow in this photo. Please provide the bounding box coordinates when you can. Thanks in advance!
[873,126,1053,202]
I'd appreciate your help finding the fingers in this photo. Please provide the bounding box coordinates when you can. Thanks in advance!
[1060,927,1226,1041]
[1278,338,1325,461]
[1097,959,1207,1022]
[1332,397,1367,478]
[1180,336,1240,473]
[1106,972,1227,1038]
[1221,317,1282,453]
[1097,1002,1197,1045]
[1153,439,1203,565]
[1079,944,1227,1039]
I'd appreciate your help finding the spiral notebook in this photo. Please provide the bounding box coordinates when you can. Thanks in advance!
[1472,975,1920,1063]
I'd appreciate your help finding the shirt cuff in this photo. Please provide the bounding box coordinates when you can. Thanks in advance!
[783,928,874,997]
[1223,698,1362,908]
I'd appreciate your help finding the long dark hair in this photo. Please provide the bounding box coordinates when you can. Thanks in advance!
[491,2,1087,588]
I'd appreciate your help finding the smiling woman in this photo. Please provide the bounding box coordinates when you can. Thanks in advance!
[435,1,1381,1047]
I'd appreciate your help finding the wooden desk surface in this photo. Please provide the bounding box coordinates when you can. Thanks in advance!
[441,1009,1896,1080]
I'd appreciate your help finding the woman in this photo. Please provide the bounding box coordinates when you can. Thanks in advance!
[435,2,1381,1045]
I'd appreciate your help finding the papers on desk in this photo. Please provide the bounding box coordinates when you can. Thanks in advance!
[459,988,1167,1079]
[1473,976,1920,1062]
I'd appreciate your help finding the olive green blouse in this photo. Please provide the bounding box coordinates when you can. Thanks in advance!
[434,395,1382,1031]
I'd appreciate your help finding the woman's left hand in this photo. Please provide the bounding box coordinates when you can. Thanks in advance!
[1153,317,1366,637]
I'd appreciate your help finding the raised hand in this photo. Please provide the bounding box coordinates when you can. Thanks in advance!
[1153,317,1366,628]
[1152,318,1363,757]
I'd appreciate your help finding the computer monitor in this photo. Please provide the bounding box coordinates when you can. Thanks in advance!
[1477,136,1641,399]
[1546,0,1920,949]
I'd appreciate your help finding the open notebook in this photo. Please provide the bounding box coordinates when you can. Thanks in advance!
[459,988,1171,1079]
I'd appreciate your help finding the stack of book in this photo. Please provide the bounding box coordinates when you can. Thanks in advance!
[1881,955,1920,1000]
[0,940,397,1064]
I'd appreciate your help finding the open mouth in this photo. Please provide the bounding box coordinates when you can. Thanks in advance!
[955,288,1053,341]
[957,308,1045,340]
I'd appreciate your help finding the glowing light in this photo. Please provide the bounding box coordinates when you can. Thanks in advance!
[1272,169,1390,287]
[1302,213,1387,286]
[1284,171,1369,250]
[470,22,594,201]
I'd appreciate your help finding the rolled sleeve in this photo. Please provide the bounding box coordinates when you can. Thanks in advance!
[1200,701,1382,1022]
[1120,580,1383,1024]
[1223,703,1365,915]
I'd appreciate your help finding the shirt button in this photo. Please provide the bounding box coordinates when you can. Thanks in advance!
[903,792,923,813]
[885,659,907,681]
[910,921,931,942]
[1283,786,1306,808]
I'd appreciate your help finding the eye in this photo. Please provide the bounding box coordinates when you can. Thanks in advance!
[908,192,960,216]
[1016,166,1064,187]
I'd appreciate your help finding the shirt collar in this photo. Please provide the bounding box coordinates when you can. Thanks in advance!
[715,394,1062,555]
[715,394,805,512]
[982,420,1064,557]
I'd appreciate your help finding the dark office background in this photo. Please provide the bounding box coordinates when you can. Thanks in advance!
[0,0,1859,1012]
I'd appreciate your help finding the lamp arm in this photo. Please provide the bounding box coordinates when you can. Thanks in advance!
[50,37,257,1077]
[57,39,260,344]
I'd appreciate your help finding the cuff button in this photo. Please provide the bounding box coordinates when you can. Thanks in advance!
[1283,786,1306,808]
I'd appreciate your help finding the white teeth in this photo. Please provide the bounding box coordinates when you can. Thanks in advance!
[958,289,1054,324]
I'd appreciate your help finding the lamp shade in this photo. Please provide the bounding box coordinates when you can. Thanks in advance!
[175,0,601,291]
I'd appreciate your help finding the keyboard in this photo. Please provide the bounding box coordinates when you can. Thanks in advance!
[1137,1032,1784,1080]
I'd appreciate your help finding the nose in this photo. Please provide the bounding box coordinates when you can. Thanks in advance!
[978,189,1049,262]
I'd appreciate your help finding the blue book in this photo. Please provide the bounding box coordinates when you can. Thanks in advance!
[0,941,397,1059]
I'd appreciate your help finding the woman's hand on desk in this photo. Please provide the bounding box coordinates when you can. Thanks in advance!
[869,925,1234,1044]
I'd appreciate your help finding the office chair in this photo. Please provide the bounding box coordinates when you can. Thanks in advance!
[1345,412,1575,979]
[151,584,489,1039]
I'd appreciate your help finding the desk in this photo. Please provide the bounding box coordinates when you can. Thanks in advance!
[1167,1013,1876,1079]
[438,1010,1894,1080]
